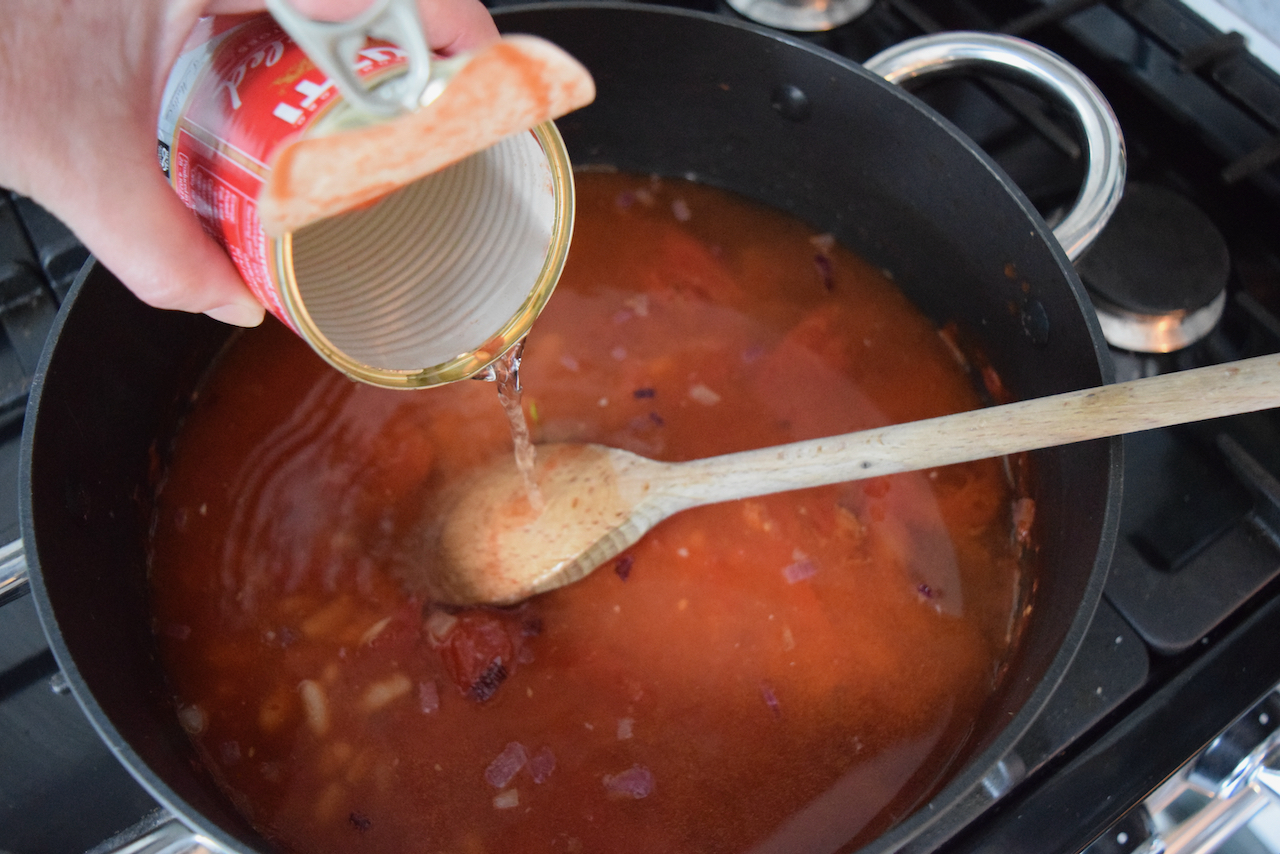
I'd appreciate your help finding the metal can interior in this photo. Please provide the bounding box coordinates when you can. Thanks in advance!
[272,120,574,389]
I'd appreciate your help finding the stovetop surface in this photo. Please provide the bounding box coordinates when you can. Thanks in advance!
[2,0,1280,852]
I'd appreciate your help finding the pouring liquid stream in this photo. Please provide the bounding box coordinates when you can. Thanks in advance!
[490,342,544,512]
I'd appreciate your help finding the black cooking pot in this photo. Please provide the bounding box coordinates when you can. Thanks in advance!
[21,5,1124,852]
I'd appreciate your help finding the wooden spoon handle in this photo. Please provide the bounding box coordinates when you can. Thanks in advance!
[658,353,1280,507]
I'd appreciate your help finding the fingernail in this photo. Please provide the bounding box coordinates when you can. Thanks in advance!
[205,300,266,327]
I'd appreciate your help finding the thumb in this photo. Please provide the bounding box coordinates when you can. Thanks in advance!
[55,156,266,328]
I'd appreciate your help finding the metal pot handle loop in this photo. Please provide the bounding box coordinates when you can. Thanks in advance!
[864,32,1126,262]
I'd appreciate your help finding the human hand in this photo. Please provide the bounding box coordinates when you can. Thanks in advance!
[0,0,499,327]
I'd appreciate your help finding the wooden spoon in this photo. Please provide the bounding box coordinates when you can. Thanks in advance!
[418,353,1280,606]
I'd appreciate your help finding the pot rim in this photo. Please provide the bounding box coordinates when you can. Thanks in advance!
[20,4,1125,852]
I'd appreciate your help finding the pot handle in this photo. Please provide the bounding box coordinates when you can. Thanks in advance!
[863,32,1125,262]
[0,538,28,607]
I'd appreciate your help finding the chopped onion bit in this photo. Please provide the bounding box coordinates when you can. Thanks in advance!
[1012,497,1036,547]
[783,558,818,584]
[688,383,721,406]
[529,746,557,783]
[298,679,328,735]
[809,232,836,252]
[219,740,241,765]
[359,616,392,646]
[624,294,649,316]
[604,765,654,799]
[814,254,835,291]
[424,610,458,645]
[361,673,412,712]
[484,742,529,788]
[760,682,782,718]
[493,789,520,810]
[177,704,207,735]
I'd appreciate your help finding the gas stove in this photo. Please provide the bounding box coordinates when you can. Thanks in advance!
[2,0,1279,852]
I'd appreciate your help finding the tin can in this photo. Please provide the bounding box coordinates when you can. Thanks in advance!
[157,15,574,389]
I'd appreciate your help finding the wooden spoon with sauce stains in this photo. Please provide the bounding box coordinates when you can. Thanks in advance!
[417,353,1280,606]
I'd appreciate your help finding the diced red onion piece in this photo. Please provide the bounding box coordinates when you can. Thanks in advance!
[604,765,654,799]
[672,199,691,221]
[529,746,557,783]
[219,740,242,764]
[783,558,818,584]
[493,789,520,809]
[760,682,781,718]
[484,742,529,788]
[814,254,835,291]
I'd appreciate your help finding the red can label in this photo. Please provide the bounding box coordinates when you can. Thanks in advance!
[157,15,408,327]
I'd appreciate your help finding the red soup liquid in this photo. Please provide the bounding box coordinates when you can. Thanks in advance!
[149,172,1032,854]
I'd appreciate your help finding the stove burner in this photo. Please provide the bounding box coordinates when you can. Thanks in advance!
[1076,183,1230,353]
[724,0,872,31]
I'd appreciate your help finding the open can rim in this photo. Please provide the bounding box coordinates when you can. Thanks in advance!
[269,120,575,390]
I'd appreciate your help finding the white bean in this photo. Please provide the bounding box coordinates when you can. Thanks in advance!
[298,679,329,736]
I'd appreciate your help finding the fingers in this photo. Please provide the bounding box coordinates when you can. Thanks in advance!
[4,0,498,331]
[54,160,266,327]
[1,0,266,327]
[206,0,499,54]
[416,0,500,54]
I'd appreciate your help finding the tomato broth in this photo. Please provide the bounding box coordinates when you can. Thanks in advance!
[149,172,1032,854]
